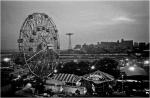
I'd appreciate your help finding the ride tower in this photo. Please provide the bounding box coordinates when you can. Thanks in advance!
[66,33,74,50]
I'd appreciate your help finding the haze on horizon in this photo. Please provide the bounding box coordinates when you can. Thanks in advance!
[1,0,149,50]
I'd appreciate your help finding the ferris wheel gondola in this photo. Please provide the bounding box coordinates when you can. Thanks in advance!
[18,13,60,78]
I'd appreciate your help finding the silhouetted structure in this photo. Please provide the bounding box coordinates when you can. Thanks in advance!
[66,33,74,50]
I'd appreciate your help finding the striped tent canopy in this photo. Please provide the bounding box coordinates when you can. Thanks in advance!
[82,70,114,83]
[51,73,81,83]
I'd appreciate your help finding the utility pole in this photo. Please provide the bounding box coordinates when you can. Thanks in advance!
[66,33,73,50]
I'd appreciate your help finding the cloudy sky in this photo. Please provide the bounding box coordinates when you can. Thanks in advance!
[1,0,149,50]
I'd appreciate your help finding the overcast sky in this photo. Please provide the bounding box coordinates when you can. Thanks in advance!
[1,0,149,50]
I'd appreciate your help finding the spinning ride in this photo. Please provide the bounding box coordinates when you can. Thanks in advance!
[18,13,60,78]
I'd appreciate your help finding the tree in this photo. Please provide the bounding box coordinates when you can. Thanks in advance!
[56,61,91,76]
[76,61,90,75]
[58,61,78,74]
[95,58,120,78]
[14,54,25,65]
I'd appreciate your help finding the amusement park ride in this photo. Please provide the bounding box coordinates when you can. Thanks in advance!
[8,13,62,96]
[17,13,60,79]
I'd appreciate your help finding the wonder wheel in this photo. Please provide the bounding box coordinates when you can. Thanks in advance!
[18,13,60,78]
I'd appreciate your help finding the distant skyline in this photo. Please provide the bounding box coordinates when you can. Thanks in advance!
[1,0,149,50]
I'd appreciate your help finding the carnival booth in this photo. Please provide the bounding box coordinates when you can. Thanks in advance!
[116,65,149,96]
[45,78,65,94]
[50,73,86,96]
[82,70,115,96]
[121,65,147,76]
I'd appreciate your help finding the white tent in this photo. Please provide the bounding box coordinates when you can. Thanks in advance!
[82,70,114,84]
[121,65,147,76]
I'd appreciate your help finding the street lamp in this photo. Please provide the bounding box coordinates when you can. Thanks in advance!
[3,57,11,62]
[91,66,95,70]
[126,62,129,66]
[125,58,129,61]
[54,69,58,73]
[128,66,135,71]
[144,60,149,65]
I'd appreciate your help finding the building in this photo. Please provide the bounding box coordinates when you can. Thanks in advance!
[100,39,133,53]
[139,42,146,50]
[119,39,133,50]
[74,39,135,54]
[134,42,139,48]
[74,45,81,50]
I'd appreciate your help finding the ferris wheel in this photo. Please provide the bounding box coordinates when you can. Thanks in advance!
[18,13,60,78]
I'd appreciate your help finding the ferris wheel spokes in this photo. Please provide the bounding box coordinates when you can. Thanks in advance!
[18,13,60,78]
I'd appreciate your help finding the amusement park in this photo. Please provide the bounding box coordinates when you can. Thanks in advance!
[1,1,150,97]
